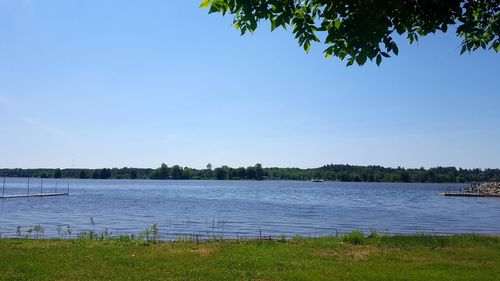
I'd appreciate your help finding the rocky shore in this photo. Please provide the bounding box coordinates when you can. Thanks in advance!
[462,182,500,196]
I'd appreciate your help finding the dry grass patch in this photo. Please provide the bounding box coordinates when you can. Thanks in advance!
[317,245,375,261]
[190,247,218,256]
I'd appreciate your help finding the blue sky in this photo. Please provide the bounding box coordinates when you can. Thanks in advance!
[0,0,499,169]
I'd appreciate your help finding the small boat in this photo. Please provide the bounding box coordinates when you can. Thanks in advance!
[310,178,324,182]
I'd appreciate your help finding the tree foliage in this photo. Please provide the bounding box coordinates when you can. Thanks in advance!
[79,170,89,179]
[171,165,183,180]
[200,0,500,65]
[54,168,62,178]
[1,164,499,183]
[98,168,112,179]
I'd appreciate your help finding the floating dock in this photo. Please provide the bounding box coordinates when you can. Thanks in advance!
[1,177,70,199]
[440,192,500,198]
[1,192,69,199]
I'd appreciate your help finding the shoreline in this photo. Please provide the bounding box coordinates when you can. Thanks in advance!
[0,176,476,184]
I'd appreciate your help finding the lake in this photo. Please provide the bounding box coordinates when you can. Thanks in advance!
[1,178,500,239]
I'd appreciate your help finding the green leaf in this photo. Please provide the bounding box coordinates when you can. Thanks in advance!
[396,25,405,35]
[392,44,399,56]
[355,54,367,65]
[376,54,382,66]
[304,41,311,53]
[199,0,211,8]
[441,23,448,33]
[334,19,341,29]
[460,44,467,55]
[271,21,277,31]
[408,33,414,44]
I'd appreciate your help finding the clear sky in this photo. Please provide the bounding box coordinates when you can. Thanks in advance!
[0,1,499,170]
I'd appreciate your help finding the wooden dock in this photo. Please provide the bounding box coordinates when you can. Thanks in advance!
[440,192,500,198]
[1,192,69,199]
[1,177,70,199]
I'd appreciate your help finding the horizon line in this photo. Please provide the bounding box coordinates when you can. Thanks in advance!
[1,163,498,171]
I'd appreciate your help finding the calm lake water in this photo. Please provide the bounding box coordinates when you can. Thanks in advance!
[1,178,500,239]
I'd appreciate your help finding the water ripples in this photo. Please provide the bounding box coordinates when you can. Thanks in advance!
[1,179,500,239]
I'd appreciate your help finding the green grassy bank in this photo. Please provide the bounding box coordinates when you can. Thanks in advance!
[1,234,499,281]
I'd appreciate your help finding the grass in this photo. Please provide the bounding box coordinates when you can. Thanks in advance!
[0,234,499,281]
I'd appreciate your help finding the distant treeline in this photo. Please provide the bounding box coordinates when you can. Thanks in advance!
[1,164,499,183]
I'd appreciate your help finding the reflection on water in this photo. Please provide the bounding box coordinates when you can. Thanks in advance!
[1,179,499,239]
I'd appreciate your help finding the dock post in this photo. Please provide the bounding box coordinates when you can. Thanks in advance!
[40,178,43,195]
[27,178,30,196]
[55,182,58,193]
[67,182,69,195]
[2,177,5,198]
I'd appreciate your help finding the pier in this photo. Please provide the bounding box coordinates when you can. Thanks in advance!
[440,192,500,198]
[1,177,70,199]
[440,182,500,198]
[1,192,69,199]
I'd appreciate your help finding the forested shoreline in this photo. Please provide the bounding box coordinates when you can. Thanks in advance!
[1,164,499,183]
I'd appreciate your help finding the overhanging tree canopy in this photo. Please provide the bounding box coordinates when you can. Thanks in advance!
[200,0,500,65]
